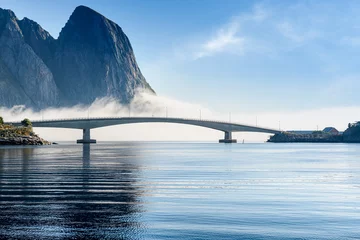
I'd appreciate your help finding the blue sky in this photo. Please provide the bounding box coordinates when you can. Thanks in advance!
[1,0,360,114]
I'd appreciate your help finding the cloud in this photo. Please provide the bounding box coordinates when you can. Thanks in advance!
[194,20,245,59]
[189,2,345,60]
[193,4,269,60]
[1,92,213,122]
[0,92,220,142]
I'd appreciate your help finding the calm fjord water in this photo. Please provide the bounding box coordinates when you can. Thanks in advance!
[0,142,360,239]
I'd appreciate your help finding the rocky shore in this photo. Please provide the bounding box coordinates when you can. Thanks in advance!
[0,135,50,145]
[268,123,360,143]
[267,132,343,143]
[0,125,50,145]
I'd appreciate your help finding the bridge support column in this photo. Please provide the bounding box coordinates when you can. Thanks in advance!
[77,129,96,144]
[219,131,237,143]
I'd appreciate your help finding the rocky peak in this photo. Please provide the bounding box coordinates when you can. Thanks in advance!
[0,8,16,35]
[18,17,53,40]
[58,5,125,53]
[17,17,56,69]
[0,8,16,19]
[0,7,59,110]
[54,5,154,105]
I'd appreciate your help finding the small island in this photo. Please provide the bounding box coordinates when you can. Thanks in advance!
[268,122,360,143]
[0,117,50,145]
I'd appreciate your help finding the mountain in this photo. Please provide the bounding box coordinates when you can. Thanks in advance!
[0,8,59,109]
[0,6,154,109]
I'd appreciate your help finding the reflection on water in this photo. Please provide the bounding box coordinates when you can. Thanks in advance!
[83,143,90,167]
[0,143,144,239]
[1,143,360,239]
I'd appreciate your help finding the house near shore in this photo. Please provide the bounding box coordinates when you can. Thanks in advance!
[323,127,339,135]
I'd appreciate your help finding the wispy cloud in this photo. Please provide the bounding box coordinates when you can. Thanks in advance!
[194,20,245,59]
[193,4,269,60]
[190,2,340,60]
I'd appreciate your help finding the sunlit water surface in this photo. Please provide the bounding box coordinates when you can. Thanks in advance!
[0,142,360,239]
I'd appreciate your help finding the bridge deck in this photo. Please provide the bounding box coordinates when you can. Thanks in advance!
[7,117,281,134]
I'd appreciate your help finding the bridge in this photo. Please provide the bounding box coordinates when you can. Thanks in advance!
[8,117,282,143]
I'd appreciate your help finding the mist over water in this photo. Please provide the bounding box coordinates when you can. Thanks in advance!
[1,92,360,142]
[0,142,360,239]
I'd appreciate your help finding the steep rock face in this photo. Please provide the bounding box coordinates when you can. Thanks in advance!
[0,58,34,107]
[0,8,59,109]
[18,17,56,70]
[54,6,154,105]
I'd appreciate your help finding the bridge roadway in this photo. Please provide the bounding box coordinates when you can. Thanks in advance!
[8,117,282,143]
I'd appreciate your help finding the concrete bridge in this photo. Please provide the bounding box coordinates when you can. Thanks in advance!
[8,117,281,143]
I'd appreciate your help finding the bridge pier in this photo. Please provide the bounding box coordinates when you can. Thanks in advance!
[219,131,237,143]
[77,129,96,144]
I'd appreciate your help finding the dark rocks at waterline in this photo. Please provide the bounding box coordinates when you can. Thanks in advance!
[0,5,154,110]
[0,135,50,145]
[0,126,50,145]
[268,132,343,143]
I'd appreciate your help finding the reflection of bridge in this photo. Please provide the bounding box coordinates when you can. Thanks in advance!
[8,117,281,143]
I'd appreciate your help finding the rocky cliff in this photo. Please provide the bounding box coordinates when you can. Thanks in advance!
[0,6,154,109]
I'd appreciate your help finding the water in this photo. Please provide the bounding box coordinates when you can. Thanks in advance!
[0,142,360,239]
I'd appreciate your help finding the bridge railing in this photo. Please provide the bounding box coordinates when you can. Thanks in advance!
[7,116,281,132]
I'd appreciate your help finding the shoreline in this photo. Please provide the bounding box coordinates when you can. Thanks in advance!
[0,124,51,146]
[0,135,51,145]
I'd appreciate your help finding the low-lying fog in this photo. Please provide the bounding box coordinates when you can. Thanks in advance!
[1,92,359,143]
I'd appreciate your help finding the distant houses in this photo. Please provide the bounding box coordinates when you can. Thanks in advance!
[322,127,340,135]
[288,127,340,135]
